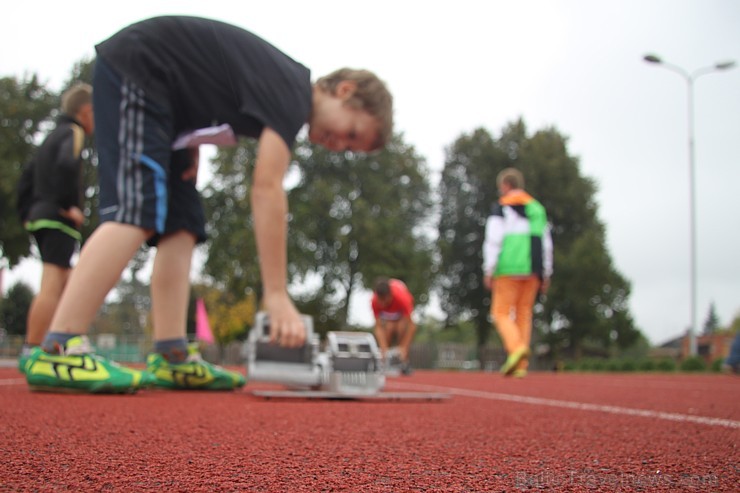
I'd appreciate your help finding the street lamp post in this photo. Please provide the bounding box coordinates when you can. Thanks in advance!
[643,54,736,356]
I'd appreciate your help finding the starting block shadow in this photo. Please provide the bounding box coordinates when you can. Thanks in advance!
[251,389,451,402]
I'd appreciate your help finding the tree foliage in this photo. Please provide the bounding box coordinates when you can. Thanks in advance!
[201,141,261,297]
[0,75,57,267]
[202,134,435,330]
[200,287,257,344]
[287,135,434,326]
[436,120,641,356]
[0,282,34,336]
[702,302,720,335]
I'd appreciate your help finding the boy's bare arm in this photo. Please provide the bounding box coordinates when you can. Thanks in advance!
[251,127,306,347]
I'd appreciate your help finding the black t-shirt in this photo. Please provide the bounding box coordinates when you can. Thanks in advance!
[95,16,312,147]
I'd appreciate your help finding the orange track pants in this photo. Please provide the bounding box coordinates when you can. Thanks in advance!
[491,276,541,371]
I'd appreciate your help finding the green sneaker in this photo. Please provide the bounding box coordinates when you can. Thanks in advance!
[146,345,246,391]
[18,348,31,375]
[25,336,154,394]
[500,346,530,376]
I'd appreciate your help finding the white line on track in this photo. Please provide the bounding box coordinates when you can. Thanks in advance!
[0,378,27,386]
[388,381,740,429]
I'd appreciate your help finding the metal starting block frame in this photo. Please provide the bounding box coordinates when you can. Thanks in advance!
[246,312,450,401]
[246,312,324,389]
[325,331,385,395]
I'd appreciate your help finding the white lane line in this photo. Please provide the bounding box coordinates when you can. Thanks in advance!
[0,378,26,386]
[387,381,740,429]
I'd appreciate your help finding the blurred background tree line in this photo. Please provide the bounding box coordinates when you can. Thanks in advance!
[2,60,737,360]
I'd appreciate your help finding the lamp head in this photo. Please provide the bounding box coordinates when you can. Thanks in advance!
[716,61,736,70]
[643,54,662,64]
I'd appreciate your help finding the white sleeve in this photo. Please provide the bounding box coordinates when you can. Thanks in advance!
[542,222,554,278]
[482,215,503,275]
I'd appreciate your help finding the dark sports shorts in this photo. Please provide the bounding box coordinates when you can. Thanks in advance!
[92,58,206,247]
[32,228,77,268]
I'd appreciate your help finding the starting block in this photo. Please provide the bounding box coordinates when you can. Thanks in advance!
[246,312,450,401]
[324,331,385,395]
[246,312,325,389]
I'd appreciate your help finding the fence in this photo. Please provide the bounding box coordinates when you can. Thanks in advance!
[1,333,516,372]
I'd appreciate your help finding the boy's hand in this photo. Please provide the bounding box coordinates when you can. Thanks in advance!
[181,147,200,182]
[59,206,85,228]
[483,274,494,291]
[540,277,551,294]
[263,293,306,347]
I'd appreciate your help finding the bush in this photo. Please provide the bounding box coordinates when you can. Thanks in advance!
[656,358,677,372]
[619,359,637,372]
[637,359,656,372]
[680,356,706,372]
[590,359,606,372]
[710,358,725,373]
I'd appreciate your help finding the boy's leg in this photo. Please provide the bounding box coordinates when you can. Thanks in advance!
[23,228,76,348]
[26,263,69,346]
[512,277,541,372]
[46,223,149,337]
[492,277,529,375]
[397,320,416,362]
[393,319,416,375]
[492,277,523,353]
[25,223,153,393]
[150,230,197,343]
[145,231,243,391]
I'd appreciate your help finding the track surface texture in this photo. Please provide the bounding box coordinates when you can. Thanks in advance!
[1,368,738,492]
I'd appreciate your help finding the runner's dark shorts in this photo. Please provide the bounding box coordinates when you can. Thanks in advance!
[32,229,78,269]
[92,58,207,246]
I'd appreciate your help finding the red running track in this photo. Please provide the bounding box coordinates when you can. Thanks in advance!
[1,367,738,492]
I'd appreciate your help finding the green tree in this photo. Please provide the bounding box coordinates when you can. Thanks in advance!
[702,302,720,335]
[0,282,34,336]
[436,127,500,347]
[202,134,435,330]
[201,141,262,297]
[287,134,434,327]
[728,311,740,334]
[200,287,256,344]
[0,75,57,267]
[436,120,640,357]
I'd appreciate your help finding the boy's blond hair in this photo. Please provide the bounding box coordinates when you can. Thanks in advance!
[61,83,93,116]
[316,68,393,150]
[497,168,525,190]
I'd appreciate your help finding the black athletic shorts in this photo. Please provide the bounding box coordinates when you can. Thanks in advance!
[93,58,207,247]
[32,228,77,269]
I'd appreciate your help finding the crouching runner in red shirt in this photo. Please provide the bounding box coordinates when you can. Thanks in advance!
[371,277,416,375]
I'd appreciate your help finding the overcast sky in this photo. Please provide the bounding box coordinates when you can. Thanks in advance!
[2,0,739,345]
